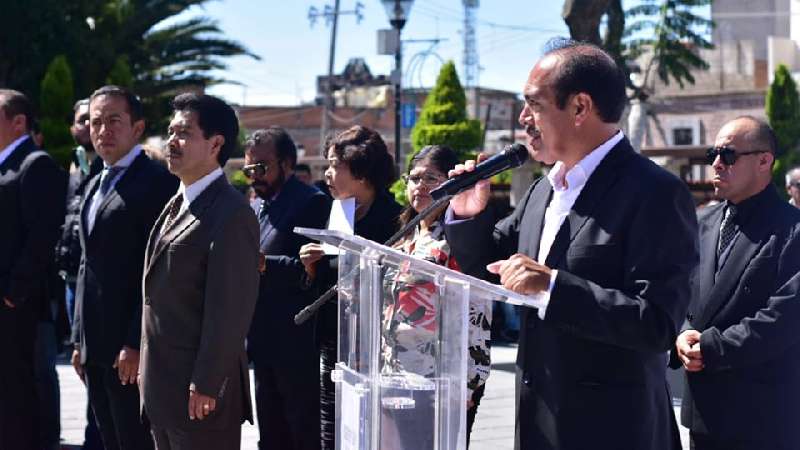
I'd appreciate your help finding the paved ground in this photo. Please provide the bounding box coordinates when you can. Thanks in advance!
[58,344,690,449]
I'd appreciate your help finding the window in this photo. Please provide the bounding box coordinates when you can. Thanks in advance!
[673,128,694,146]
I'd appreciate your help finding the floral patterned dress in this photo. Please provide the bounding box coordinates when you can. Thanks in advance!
[381,220,492,399]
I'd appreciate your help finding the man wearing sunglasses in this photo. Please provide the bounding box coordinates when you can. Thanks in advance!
[785,166,800,207]
[671,116,800,449]
[243,127,330,450]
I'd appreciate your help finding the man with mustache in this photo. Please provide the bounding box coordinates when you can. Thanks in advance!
[140,93,259,450]
[243,127,330,450]
[672,116,800,449]
[444,38,699,450]
[71,85,177,450]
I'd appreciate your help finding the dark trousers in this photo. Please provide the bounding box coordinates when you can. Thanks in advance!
[151,424,241,450]
[466,383,486,448]
[319,338,336,450]
[690,431,789,450]
[254,364,320,450]
[34,321,60,450]
[0,303,39,450]
[85,362,154,450]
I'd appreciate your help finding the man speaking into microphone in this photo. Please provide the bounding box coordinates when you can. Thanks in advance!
[444,39,699,450]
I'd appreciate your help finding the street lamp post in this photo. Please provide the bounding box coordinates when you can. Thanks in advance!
[382,0,414,174]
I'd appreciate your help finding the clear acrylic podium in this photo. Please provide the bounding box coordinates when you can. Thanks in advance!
[296,228,539,450]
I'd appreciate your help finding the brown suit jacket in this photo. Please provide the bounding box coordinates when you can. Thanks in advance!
[140,174,259,431]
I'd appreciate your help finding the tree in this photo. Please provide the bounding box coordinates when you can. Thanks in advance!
[562,0,714,150]
[39,55,75,168]
[106,56,134,88]
[1,0,259,135]
[766,64,800,192]
[390,61,482,204]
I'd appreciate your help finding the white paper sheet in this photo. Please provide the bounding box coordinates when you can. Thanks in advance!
[323,197,355,255]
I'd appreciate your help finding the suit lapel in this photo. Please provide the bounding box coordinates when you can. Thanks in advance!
[258,177,302,249]
[694,206,724,312]
[545,140,633,268]
[694,204,773,329]
[78,176,100,246]
[520,177,552,259]
[145,175,225,277]
[91,153,148,231]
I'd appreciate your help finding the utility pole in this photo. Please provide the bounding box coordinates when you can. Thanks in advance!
[462,0,479,88]
[309,2,364,155]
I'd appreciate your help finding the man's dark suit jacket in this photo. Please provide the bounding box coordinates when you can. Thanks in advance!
[671,185,800,447]
[0,136,66,448]
[140,174,260,432]
[72,151,177,365]
[446,138,699,450]
[0,137,66,306]
[247,175,331,367]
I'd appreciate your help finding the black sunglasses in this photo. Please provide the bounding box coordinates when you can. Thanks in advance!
[706,146,768,166]
[242,162,268,178]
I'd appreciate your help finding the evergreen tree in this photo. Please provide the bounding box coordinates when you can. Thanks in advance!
[391,61,481,204]
[39,55,75,168]
[106,56,134,88]
[410,61,482,156]
[766,64,800,192]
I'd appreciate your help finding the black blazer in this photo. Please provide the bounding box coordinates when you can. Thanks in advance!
[247,175,331,366]
[0,137,66,307]
[673,185,800,446]
[446,138,699,450]
[72,151,177,365]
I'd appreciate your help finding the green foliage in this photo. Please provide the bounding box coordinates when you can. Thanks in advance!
[766,64,800,192]
[410,61,482,159]
[623,0,714,94]
[40,55,74,168]
[230,170,249,187]
[390,178,408,206]
[40,55,74,121]
[0,0,259,137]
[396,62,483,205]
[106,56,134,87]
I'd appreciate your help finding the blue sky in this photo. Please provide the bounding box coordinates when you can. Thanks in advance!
[171,0,571,106]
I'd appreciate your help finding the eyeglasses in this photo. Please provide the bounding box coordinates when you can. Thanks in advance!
[402,173,446,187]
[788,181,800,189]
[242,162,268,178]
[705,146,769,166]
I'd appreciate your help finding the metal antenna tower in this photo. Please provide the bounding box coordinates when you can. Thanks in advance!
[462,0,479,88]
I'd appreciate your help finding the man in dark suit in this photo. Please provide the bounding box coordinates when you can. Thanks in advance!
[672,117,800,450]
[0,89,67,450]
[244,127,331,450]
[71,85,177,450]
[444,40,699,450]
[140,93,259,450]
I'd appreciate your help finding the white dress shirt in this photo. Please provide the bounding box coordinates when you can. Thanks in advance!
[534,130,623,319]
[0,135,31,167]
[158,167,224,238]
[179,167,224,213]
[86,145,142,233]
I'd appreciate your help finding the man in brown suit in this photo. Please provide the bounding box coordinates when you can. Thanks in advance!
[139,93,259,449]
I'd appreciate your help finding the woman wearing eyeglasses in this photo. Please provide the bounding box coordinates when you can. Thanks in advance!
[299,125,402,450]
[381,145,491,448]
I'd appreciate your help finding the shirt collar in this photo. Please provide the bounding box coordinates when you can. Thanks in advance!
[547,130,623,192]
[0,135,30,166]
[104,144,142,170]
[181,167,224,206]
[726,183,779,224]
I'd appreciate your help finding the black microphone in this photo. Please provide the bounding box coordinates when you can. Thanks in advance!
[430,143,529,200]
